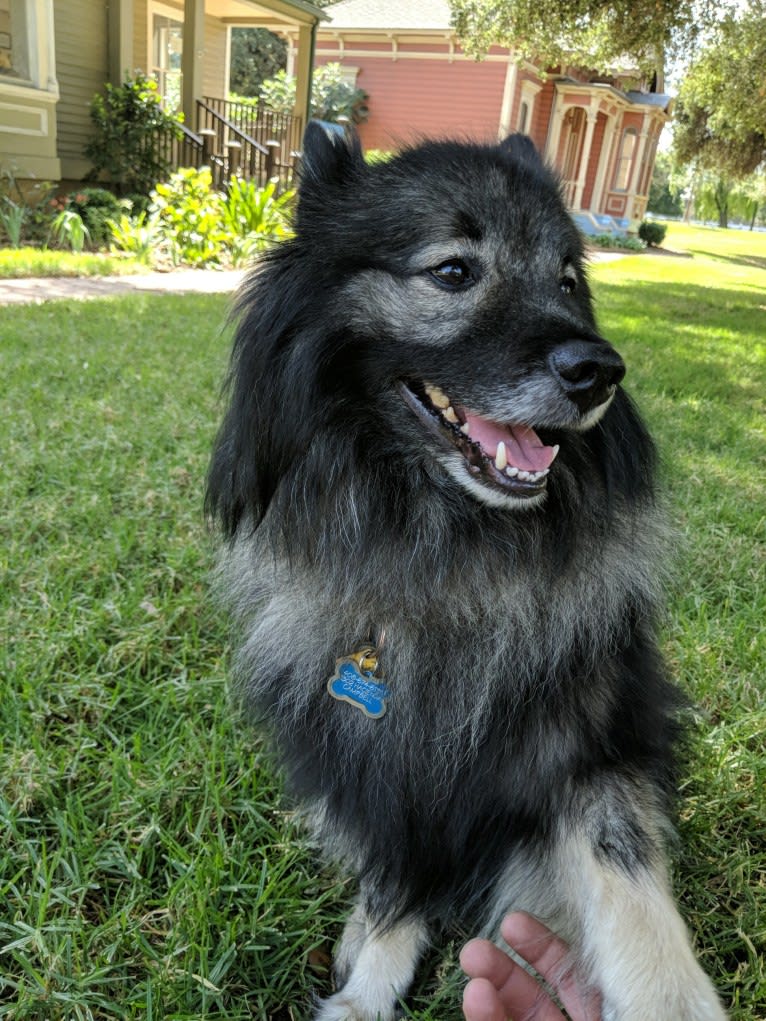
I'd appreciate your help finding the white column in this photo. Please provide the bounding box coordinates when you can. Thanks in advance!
[624,127,650,221]
[498,58,518,138]
[572,107,598,210]
[182,0,204,131]
[545,91,565,171]
[592,115,616,215]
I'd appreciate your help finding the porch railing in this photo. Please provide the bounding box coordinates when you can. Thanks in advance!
[150,99,303,191]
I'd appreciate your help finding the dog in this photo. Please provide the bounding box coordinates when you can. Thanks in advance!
[206,124,726,1020]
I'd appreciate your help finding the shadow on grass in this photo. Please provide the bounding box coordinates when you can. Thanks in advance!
[686,250,766,272]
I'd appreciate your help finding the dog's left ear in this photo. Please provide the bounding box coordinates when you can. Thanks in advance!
[300,121,365,190]
[499,133,545,168]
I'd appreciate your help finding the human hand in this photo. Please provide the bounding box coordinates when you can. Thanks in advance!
[460,912,602,1021]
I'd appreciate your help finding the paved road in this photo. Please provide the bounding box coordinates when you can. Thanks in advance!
[0,268,246,306]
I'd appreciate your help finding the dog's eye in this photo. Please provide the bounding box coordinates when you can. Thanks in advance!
[559,274,577,295]
[429,260,475,290]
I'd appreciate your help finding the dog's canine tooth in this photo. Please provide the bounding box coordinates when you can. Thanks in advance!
[443,406,459,424]
[425,384,450,409]
[460,423,471,435]
[495,442,508,470]
[551,444,561,461]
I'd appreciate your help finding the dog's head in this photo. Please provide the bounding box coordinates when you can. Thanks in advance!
[209,127,638,533]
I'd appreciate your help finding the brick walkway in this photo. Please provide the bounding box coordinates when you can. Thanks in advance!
[0,268,246,306]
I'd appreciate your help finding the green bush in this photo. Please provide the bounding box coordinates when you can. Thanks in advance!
[64,188,122,246]
[638,220,668,247]
[106,168,295,268]
[259,63,368,123]
[590,232,645,251]
[84,73,184,196]
[150,166,227,266]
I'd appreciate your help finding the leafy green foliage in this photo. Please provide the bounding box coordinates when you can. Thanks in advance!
[448,0,730,76]
[150,167,228,267]
[64,188,123,247]
[259,63,369,123]
[50,209,90,254]
[106,170,295,268]
[229,27,287,96]
[84,73,184,196]
[647,152,683,218]
[590,232,645,250]
[673,2,766,180]
[638,221,668,247]
[0,196,27,247]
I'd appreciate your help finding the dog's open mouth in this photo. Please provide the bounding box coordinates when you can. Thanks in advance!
[400,381,560,499]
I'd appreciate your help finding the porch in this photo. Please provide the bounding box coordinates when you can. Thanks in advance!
[157,94,304,189]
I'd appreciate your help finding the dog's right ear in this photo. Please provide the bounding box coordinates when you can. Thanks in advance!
[300,121,365,190]
[499,133,545,166]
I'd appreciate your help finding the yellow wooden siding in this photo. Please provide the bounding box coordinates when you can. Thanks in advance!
[133,0,148,74]
[54,0,109,176]
[203,16,227,99]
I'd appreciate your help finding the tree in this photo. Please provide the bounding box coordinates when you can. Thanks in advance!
[229,28,287,97]
[673,2,766,181]
[647,151,683,217]
[448,0,732,77]
[259,64,369,124]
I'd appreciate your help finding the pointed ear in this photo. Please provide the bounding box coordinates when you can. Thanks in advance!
[499,133,545,167]
[300,121,365,190]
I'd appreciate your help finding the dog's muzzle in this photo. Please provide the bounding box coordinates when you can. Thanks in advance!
[547,340,626,414]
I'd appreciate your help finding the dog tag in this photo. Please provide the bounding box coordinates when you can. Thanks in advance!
[327,649,390,719]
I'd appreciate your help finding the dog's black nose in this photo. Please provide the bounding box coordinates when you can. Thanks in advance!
[548,340,626,413]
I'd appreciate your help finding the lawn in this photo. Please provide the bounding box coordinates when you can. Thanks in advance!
[1,222,764,1019]
[0,249,144,279]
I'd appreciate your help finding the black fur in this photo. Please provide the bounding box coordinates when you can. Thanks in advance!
[206,127,697,1012]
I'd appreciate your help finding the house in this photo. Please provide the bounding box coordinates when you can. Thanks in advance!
[0,0,325,188]
[289,0,672,230]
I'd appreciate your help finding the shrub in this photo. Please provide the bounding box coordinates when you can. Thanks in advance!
[590,232,645,251]
[106,169,296,268]
[638,220,668,247]
[64,188,122,246]
[84,73,184,196]
[259,63,368,123]
[149,166,227,267]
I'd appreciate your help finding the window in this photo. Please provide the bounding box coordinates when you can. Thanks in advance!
[613,127,637,192]
[0,0,31,83]
[151,7,183,110]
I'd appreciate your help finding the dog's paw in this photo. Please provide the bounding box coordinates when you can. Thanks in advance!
[313,991,396,1021]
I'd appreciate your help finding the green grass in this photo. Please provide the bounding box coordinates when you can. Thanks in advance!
[0,248,143,279]
[1,223,764,1018]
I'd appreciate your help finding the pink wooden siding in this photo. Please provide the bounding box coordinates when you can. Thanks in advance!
[316,53,507,150]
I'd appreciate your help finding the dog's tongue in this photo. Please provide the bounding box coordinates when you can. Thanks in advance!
[460,410,556,472]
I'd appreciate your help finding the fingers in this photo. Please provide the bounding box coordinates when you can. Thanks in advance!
[500,914,601,1021]
[463,977,509,1021]
[460,936,567,1021]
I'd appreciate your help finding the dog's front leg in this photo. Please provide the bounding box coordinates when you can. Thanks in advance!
[558,788,727,1021]
[315,906,428,1021]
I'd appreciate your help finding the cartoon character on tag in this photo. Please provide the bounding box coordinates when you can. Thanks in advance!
[327,657,390,719]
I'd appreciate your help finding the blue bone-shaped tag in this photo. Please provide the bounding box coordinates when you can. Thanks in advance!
[327,658,390,719]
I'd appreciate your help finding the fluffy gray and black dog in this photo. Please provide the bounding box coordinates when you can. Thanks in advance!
[206,125,726,1020]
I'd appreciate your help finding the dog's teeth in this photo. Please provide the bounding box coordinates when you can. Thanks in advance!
[495,442,507,470]
[425,384,450,409]
[551,444,560,462]
[443,406,458,424]
[505,466,519,478]
[460,423,471,435]
[518,470,531,481]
